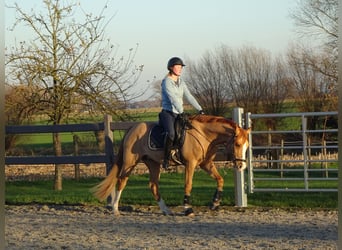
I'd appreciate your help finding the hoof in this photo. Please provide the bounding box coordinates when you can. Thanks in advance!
[210,204,220,211]
[210,200,220,210]
[184,207,195,216]
[163,210,174,216]
[161,206,174,216]
[105,205,113,211]
[113,210,121,216]
[120,205,134,212]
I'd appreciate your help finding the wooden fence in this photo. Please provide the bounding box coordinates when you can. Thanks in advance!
[5,115,141,174]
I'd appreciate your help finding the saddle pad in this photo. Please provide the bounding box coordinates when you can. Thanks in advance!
[149,124,165,149]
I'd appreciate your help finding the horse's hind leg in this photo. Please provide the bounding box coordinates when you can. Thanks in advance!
[200,161,224,210]
[110,178,126,216]
[144,159,173,215]
[109,176,129,215]
[112,162,137,215]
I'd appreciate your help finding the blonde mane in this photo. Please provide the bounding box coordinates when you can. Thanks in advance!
[190,115,237,128]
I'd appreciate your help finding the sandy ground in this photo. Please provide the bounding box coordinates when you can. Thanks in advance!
[5,205,337,250]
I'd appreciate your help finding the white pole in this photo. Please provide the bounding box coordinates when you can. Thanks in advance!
[246,112,254,193]
[232,107,247,207]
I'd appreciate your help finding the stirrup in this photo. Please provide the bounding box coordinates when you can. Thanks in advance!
[171,150,182,165]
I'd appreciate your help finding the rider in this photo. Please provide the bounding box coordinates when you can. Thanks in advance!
[159,57,204,170]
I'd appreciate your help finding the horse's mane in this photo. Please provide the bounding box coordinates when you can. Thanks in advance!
[190,115,237,128]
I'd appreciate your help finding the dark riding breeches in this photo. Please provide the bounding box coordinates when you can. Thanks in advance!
[158,109,177,141]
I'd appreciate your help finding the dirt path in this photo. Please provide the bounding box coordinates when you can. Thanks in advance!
[5,205,337,249]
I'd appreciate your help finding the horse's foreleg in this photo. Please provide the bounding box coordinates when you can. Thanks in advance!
[211,189,223,210]
[145,159,173,215]
[157,198,173,216]
[183,163,196,216]
[200,161,224,210]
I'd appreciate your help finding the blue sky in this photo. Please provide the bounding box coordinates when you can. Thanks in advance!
[5,0,301,99]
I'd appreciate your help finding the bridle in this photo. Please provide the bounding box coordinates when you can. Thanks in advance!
[226,134,247,164]
[188,116,247,164]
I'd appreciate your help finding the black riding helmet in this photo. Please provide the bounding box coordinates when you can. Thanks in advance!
[167,57,185,71]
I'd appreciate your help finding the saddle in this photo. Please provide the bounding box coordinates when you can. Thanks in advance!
[148,114,192,164]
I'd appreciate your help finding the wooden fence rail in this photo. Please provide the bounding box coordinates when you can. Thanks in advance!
[4,115,141,174]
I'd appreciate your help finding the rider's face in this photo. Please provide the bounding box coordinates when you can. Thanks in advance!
[171,64,183,76]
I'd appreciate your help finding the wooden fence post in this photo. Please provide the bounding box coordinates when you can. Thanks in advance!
[73,135,80,181]
[104,115,114,206]
[104,115,114,175]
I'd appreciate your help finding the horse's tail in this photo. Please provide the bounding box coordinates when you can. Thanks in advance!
[92,140,124,201]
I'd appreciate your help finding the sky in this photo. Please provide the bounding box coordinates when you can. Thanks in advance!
[5,0,301,100]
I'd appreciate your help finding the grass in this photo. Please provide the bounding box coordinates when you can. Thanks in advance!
[5,178,100,205]
[5,169,338,209]
[5,109,338,209]
[11,131,101,156]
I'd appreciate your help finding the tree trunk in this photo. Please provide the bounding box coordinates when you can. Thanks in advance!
[53,132,63,190]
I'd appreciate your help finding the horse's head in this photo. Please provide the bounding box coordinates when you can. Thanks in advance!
[231,126,251,171]
[190,115,251,171]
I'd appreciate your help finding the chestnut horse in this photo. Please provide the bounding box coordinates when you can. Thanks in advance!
[92,114,250,216]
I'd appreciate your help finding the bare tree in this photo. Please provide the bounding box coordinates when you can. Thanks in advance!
[5,0,143,190]
[287,45,333,129]
[151,79,162,104]
[185,50,231,116]
[260,56,291,130]
[5,84,37,126]
[5,84,40,151]
[290,0,338,49]
[290,0,337,107]
[185,46,290,118]
[220,46,289,115]
[228,46,270,113]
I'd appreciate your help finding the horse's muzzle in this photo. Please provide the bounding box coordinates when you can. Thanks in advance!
[233,158,247,171]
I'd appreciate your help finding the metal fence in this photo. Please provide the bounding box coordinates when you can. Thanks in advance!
[245,111,338,193]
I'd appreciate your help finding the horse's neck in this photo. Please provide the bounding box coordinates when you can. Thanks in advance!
[194,122,234,145]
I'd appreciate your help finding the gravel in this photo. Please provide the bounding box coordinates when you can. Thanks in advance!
[5,205,338,249]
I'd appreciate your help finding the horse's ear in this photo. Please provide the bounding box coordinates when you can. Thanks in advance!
[235,126,241,136]
[246,127,251,134]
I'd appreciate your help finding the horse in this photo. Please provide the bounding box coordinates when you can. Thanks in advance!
[92,114,251,216]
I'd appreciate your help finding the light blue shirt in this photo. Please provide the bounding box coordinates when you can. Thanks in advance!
[161,76,202,114]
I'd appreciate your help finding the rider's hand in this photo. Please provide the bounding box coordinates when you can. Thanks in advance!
[199,110,204,115]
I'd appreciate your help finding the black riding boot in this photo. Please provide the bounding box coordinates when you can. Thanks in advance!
[162,136,173,170]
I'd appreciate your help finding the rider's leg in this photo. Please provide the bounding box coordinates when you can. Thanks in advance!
[162,134,173,169]
[159,110,176,169]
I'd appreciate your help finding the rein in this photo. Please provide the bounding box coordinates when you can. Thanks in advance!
[188,117,246,164]
[225,133,246,163]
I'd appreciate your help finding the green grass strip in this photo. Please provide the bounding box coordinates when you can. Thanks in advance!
[5,169,337,209]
